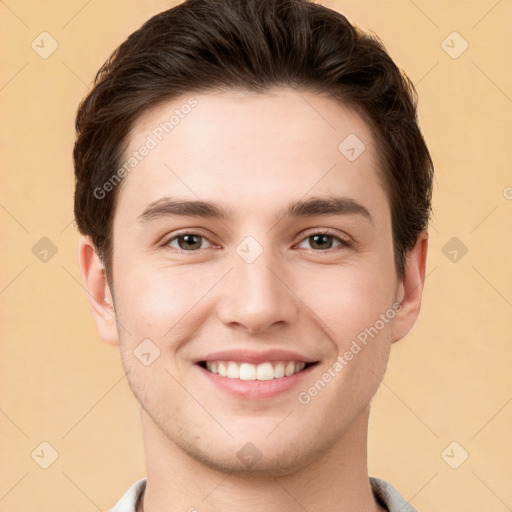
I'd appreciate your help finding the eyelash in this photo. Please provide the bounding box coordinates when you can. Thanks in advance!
[160,229,353,254]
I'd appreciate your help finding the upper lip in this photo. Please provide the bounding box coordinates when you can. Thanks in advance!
[196,349,319,365]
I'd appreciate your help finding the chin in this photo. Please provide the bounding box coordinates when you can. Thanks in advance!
[168,423,341,478]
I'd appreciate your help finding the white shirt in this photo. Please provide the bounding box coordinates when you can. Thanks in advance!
[110,476,418,511]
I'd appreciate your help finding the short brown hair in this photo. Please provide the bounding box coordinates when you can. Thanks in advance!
[73,0,433,286]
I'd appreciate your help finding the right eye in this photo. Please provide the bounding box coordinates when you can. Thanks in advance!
[165,232,213,251]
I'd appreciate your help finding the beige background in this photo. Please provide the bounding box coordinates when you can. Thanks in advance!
[1,0,511,510]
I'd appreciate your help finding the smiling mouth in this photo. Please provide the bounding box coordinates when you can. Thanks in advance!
[197,360,318,381]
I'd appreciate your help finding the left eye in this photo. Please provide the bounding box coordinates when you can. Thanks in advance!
[167,233,211,251]
[297,232,345,251]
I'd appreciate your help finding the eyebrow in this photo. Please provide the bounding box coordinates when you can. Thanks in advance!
[137,195,373,224]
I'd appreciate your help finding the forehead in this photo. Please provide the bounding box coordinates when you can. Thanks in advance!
[115,88,386,223]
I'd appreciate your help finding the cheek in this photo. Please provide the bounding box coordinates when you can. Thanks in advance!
[295,262,396,396]
[114,263,219,341]
[298,263,397,340]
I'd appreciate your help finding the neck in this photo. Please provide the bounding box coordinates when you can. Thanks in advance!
[138,406,384,512]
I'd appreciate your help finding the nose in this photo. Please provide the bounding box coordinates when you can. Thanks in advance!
[216,245,300,334]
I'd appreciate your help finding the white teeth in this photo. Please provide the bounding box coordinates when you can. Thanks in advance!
[274,362,285,379]
[256,362,274,381]
[227,361,239,378]
[284,361,295,377]
[204,360,309,380]
[239,362,256,380]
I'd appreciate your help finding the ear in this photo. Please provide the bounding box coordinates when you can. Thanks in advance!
[391,231,428,343]
[77,235,119,346]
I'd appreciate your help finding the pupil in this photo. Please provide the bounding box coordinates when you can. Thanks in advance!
[180,234,201,250]
[312,234,331,250]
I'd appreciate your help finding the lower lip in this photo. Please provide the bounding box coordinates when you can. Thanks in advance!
[196,363,318,400]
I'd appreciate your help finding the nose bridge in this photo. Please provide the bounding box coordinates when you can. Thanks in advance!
[217,238,298,332]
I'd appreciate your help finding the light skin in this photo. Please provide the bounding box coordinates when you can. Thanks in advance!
[78,88,427,512]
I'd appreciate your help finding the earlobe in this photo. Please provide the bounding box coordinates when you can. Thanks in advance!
[391,232,428,344]
[77,235,120,346]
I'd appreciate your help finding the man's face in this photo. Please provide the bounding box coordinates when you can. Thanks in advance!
[99,88,413,475]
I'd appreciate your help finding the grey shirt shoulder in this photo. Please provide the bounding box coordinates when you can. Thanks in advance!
[370,476,417,512]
